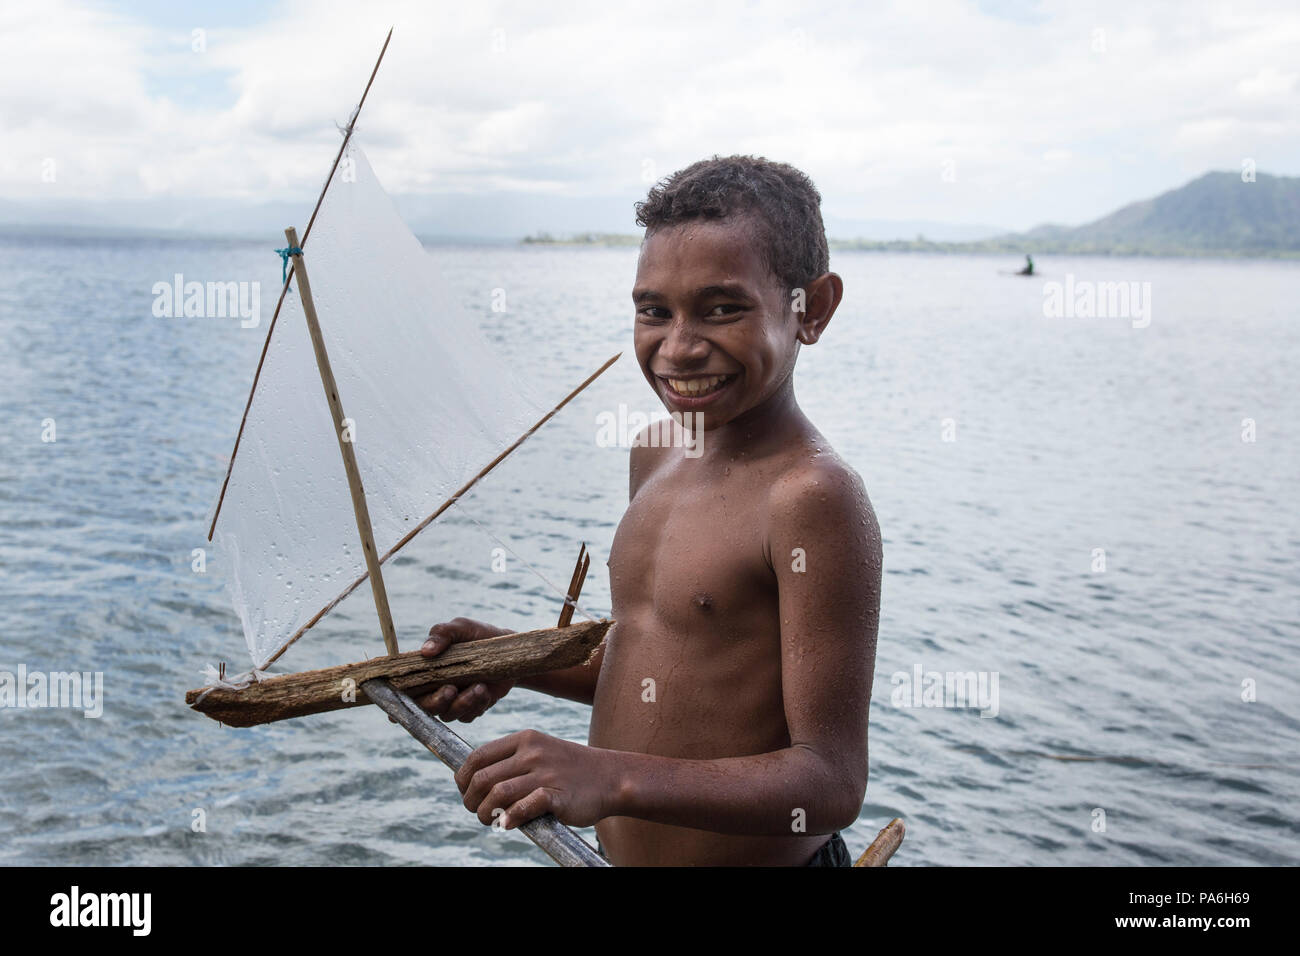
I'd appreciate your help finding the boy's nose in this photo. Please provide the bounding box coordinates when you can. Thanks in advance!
[659,321,709,366]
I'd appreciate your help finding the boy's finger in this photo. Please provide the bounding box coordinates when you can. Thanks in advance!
[454,699,490,724]
[441,689,473,720]
[478,774,534,825]
[421,629,454,657]
[445,685,489,720]
[503,788,553,829]
[455,733,524,790]
[446,683,492,718]
[413,685,457,713]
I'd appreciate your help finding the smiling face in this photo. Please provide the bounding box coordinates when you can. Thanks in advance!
[633,217,801,431]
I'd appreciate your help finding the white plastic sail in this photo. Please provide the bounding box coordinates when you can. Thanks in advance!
[214,141,540,669]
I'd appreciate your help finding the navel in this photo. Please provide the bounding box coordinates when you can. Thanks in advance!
[693,592,714,613]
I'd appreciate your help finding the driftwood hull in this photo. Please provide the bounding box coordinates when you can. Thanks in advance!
[186,619,609,727]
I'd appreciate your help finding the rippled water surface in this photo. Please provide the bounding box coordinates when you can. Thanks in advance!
[1,236,1296,865]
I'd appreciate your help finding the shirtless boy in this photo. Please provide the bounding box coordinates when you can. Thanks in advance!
[416,157,882,866]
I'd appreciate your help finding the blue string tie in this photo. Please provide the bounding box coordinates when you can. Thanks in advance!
[275,245,303,281]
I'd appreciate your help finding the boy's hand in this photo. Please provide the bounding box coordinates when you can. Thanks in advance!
[455,729,620,829]
[413,618,515,723]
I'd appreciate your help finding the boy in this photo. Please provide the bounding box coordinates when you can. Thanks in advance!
[416,156,882,866]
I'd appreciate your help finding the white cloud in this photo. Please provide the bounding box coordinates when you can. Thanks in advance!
[0,0,1297,230]
[1237,66,1298,97]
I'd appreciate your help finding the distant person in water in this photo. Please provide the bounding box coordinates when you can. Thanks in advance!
[1017,254,1034,276]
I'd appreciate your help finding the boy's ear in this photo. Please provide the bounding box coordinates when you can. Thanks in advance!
[793,272,844,345]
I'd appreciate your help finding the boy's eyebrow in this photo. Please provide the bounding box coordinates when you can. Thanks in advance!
[692,283,753,299]
[633,282,753,303]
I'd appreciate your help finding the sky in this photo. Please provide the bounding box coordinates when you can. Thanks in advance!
[0,0,1297,236]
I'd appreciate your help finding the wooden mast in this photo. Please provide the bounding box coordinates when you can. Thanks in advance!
[283,226,399,657]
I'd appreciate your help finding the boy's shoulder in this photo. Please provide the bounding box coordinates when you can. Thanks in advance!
[761,439,881,585]
[628,417,687,495]
[630,418,875,528]
[765,438,875,530]
[631,416,680,451]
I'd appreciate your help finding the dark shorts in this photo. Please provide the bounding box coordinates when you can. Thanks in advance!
[593,831,853,866]
[805,831,852,867]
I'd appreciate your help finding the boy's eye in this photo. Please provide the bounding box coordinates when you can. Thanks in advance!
[707,304,745,319]
[636,306,670,321]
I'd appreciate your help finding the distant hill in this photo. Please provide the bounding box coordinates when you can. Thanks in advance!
[834,171,1300,257]
[4,170,1296,257]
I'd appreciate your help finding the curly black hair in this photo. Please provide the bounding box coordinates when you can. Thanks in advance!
[634,155,829,293]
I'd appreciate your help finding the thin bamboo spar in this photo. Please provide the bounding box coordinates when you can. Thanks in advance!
[557,542,588,627]
[284,226,399,658]
[208,27,393,542]
[362,678,609,867]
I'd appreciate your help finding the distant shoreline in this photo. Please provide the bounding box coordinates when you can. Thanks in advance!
[3,224,1295,260]
[521,231,640,247]
[518,232,1300,259]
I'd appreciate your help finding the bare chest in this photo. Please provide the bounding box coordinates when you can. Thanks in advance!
[608,463,777,635]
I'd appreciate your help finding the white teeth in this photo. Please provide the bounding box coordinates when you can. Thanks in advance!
[666,375,730,396]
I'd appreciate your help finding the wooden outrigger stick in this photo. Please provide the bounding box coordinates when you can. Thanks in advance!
[853,817,906,867]
[358,541,610,867]
[362,678,609,867]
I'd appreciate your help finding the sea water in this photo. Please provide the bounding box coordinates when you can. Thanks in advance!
[1,235,1296,866]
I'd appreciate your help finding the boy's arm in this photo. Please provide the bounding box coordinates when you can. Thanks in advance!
[455,464,882,835]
